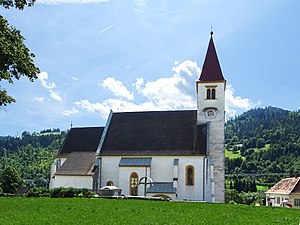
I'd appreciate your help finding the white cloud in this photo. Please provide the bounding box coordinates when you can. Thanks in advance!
[63,108,80,116]
[71,76,78,81]
[225,85,257,117]
[138,60,198,109]
[38,72,63,102]
[37,0,108,5]
[100,77,134,100]
[32,97,44,102]
[49,89,63,102]
[72,60,256,119]
[133,78,144,91]
[134,0,147,12]
[75,100,109,118]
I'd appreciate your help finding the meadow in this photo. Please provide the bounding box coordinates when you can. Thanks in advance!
[0,198,299,225]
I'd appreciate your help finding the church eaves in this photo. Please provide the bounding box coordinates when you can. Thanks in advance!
[199,32,225,82]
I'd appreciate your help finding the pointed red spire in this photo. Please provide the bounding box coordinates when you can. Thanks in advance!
[199,32,225,81]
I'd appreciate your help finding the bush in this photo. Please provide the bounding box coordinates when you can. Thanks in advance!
[225,189,264,205]
[27,187,95,198]
[27,187,50,197]
[49,187,95,198]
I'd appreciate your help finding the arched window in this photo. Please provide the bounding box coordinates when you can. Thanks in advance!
[186,165,194,186]
[129,172,139,196]
[206,89,211,99]
[211,88,216,99]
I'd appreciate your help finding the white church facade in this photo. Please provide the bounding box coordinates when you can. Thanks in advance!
[49,32,226,203]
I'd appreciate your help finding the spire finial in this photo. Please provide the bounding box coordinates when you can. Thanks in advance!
[210,25,213,36]
[70,121,73,129]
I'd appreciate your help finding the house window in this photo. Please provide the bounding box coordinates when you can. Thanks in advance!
[186,165,195,186]
[276,197,280,204]
[130,172,139,196]
[294,198,300,207]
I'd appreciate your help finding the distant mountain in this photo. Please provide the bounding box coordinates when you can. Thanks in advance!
[225,106,300,177]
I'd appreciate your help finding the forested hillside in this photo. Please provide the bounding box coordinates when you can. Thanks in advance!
[0,130,66,188]
[0,107,299,190]
[225,107,300,178]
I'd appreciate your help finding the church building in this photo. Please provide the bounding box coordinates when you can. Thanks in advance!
[49,32,226,203]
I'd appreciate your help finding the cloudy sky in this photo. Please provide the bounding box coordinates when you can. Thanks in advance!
[1,0,299,135]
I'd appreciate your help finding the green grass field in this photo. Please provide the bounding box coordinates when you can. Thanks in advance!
[0,198,299,225]
[257,185,269,191]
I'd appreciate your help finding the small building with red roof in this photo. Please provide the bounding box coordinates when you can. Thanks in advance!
[265,177,300,208]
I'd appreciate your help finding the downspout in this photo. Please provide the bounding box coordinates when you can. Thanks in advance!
[203,157,206,201]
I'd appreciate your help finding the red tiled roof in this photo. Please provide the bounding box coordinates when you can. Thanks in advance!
[265,177,300,194]
[199,33,225,81]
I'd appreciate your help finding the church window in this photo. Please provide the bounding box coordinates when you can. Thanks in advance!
[206,86,217,99]
[129,172,139,196]
[206,89,211,99]
[211,88,216,99]
[186,165,195,186]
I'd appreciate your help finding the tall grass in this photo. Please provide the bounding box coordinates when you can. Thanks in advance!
[0,198,299,224]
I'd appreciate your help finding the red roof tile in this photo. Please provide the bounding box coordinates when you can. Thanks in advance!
[199,32,225,81]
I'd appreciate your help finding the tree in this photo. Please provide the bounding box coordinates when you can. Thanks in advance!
[0,165,24,193]
[0,0,39,106]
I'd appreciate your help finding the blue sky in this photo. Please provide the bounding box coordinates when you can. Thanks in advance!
[1,0,300,136]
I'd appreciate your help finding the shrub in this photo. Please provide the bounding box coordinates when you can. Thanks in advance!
[27,187,50,197]
[49,187,95,198]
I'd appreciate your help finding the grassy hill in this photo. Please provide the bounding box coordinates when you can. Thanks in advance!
[0,198,299,225]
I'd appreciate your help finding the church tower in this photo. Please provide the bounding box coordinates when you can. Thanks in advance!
[197,32,226,203]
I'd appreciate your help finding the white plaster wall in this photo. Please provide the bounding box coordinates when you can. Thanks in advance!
[101,156,120,187]
[266,193,295,207]
[197,81,225,203]
[49,157,67,189]
[101,155,205,200]
[119,167,150,196]
[175,156,205,201]
[150,157,174,181]
[49,162,56,189]
[53,175,93,189]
